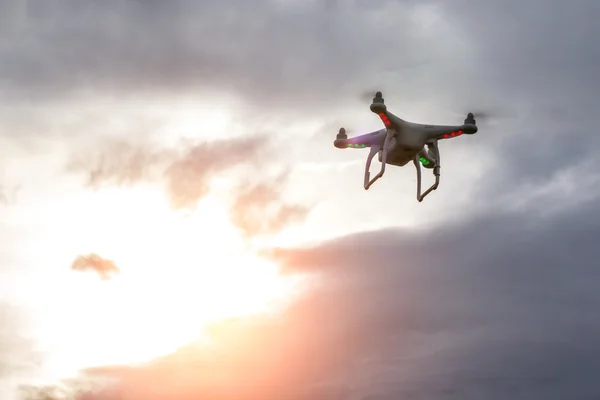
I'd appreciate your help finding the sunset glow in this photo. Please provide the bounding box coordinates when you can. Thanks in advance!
[17,183,302,383]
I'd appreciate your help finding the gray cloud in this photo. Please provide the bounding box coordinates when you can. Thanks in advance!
[434,0,600,201]
[2,0,598,216]
[264,197,600,398]
[0,0,467,112]
[24,192,600,399]
[4,0,600,398]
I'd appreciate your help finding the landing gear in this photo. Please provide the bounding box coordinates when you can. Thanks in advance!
[414,140,440,202]
[364,128,395,190]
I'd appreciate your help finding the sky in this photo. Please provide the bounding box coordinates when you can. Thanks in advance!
[1,0,600,399]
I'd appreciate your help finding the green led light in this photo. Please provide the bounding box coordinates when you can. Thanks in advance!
[419,157,430,165]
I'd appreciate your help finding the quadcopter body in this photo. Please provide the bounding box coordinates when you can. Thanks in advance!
[334,91,478,202]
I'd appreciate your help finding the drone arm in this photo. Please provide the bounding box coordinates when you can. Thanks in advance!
[364,144,382,189]
[423,125,467,142]
[334,129,386,149]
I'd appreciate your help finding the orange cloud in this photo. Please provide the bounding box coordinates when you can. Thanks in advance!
[71,253,120,280]
[68,136,309,237]
[230,170,309,238]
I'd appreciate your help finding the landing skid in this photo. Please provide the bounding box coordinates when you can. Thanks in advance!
[414,140,440,202]
[364,129,395,189]
[363,136,441,202]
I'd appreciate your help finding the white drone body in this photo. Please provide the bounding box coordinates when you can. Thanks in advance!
[334,91,478,202]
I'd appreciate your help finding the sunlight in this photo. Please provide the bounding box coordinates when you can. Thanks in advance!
[160,101,231,143]
[143,94,237,146]
[21,186,297,382]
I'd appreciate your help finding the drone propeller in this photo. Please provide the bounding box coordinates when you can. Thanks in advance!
[359,90,389,104]
[451,105,511,125]
[359,90,378,102]
[467,109,495,122]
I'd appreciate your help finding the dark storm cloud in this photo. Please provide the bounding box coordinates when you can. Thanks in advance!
[0,0,459,112]
[264,197,600,399]
[30,192,600,399]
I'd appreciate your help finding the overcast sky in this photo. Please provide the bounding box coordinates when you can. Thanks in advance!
[1,0,600,399]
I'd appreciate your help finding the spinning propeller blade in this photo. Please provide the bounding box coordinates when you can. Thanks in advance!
[359,90,378,102]
[466,109,495,122]
[450,104,511,125]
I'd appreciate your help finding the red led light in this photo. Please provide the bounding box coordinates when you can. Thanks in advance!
[380,112,390,126]
[379,113,391,125]
[443,134,449,139]
[458,130,463,135]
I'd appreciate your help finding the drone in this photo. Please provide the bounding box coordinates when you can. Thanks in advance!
[334,91,479,202]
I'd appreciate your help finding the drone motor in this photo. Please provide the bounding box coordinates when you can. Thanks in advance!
[369,91,386,114]
[464,112,476,125]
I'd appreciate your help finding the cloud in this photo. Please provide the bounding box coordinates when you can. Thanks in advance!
[68,139,174,189]
[229,170,309,237]
[71,253,120,280]
[163,136,268,211]
[2,0,599,227]
[67,135,267,207]
[24,191,600,399]
[5,0,600,398]
[430,0,600,203]
[0,303,40,400]
[67,134,309,234]
[0,0,467,112]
